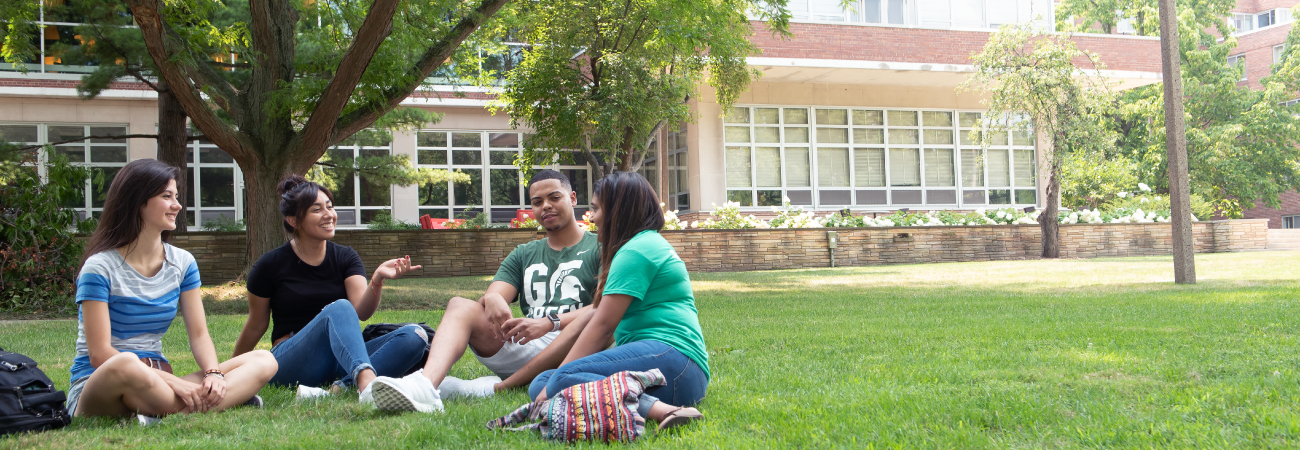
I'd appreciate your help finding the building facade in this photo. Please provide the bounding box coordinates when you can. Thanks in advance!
[1,0,1163,228]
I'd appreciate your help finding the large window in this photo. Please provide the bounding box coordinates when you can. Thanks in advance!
[723,106,1037,209]
[666,125,690,211]
[785,0,1053,31]
[184,139,241,228]
[327,133,393,226]
[416,131,592,223]
[1231,9,1292,35]
[43,124,128,219]
[1,1,101,74]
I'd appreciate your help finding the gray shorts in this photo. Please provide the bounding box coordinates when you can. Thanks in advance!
[470,331,560,379]
[65,376,89,417]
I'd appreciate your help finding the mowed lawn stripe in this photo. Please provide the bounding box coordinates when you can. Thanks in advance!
[3,251,1298,448]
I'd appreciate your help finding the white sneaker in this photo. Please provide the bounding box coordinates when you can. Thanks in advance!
[438,375,501,400]
[136,414,162,426]
[297,385,331,400]
[371,372,443,413]
[358,382,375,405]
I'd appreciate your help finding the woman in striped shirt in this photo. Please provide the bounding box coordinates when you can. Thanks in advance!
[67,159,278,418]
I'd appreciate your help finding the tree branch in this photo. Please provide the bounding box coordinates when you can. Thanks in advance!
[8,134,206,152]
[298,0,401,154]
[333,0,512,139]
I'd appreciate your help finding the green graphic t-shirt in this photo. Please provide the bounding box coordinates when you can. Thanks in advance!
[493,231,600,318]
[602,230,709,380]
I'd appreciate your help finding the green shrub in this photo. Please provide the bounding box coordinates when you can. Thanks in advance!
[0,154,95,317]
[202,215,246,232]
[367,211,421,230]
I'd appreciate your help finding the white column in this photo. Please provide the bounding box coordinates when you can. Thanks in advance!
[391,129,420,223]
[691,99,725,212]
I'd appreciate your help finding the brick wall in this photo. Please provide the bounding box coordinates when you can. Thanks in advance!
[1243,191,1300,228]
[173,220,1268,284]
[746,21,1163,73]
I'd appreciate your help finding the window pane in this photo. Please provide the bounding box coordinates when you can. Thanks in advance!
[452,132,481,147]
[359,173,391,207]
[199,147,233,163]
[815,109,848,125]
[329,150,356,206]
[55,145,85,163]
[89,127,126,143]
[783,108,809,125]
[755,127,780,143]
[754,108,780,124]
[420,180,449,206]
[91,167,121,208]
[727,190,753,206]
[61,175,86,208]
[784,127,809,143]
[418,132,447,147]
[488,133,519,148]
[988,149,1010,186]
[758,190,783,206]
[1016,189,1037,204]
[786,148,811,187]
[725,127,751,143]
[199,168,235,207]
[419,208,449,219]
[889,148,920,186]
[888,111,918,126]
[853,128,883,144]
[726,146,752,188]
[490,151,517,165]
[959,112,981,128]
[853,110,883,126]
[961,149,984,187]
[1012,129,1034,146]
[817,128,848,144]
[90,145,127,163]
[854,148,885,187]
[1014,149,1035,186]
[989,189,1011,204]
[490,169,521,206]
[0,125,38,143]
[923,129,953,145]
[755,147,782,187]
[888,129,918,145]
[817,148,850,187]
[418,149,447,165]
[562,169,589,204]
[453,169,482,205]
[922,111,952,127]
[989,131,1008,145]
[959,130,978,145]
[923,148,955,187]
[453,150,481,165]
[725,107,750,124]
[48,126,84,143]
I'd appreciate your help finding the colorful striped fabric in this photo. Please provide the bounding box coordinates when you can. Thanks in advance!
[487,369,666,443]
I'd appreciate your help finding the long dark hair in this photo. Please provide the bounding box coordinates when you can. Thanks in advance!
[80,159,182,268]
[591,171,664,307]
[278,175,334,236]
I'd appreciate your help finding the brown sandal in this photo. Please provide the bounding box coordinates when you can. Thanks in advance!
[656,406,704,432]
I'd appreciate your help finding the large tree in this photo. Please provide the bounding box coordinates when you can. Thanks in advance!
[495,0,790,180]
[114,0,511,268]
[962,24,1118,258]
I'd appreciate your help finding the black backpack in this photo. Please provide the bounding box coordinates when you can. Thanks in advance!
[0,347,71,436]
[362,323,436,375]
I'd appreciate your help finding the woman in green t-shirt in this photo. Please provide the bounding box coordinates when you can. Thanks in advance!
[529,171,708,431]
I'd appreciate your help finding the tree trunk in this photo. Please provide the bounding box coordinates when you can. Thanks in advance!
[155,80,190,233]
[240,159,294,280]
[1039,166,1061,258]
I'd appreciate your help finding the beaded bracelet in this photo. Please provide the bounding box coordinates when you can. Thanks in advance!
[203,369,224,379]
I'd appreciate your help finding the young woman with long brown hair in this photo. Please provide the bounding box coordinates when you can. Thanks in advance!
[528,171,708,431]
[67,159,278,419]
[232,175,426,402]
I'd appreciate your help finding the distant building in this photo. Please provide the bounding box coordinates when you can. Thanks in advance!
[1,0,1162,228]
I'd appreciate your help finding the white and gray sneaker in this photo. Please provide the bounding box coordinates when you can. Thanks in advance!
[371,372,443,413]
[297,385,331,401]
[358,382,375,405]
[438,375,501,400]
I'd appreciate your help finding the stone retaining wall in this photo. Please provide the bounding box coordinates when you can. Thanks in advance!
[173,219,1269,284]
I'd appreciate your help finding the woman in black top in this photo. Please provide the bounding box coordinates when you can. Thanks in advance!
[233,176,426,401]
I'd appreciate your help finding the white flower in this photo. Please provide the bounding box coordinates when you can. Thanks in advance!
[1117,192,1128,198]
[1154,196,1161,202]
[1138,183,1151,192]
[975,208,986,215]
[1140,197,1149,204]
[996,211,1007,219]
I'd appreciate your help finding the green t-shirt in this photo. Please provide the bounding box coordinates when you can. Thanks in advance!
[603,230,709,380]
[493,232,600,319]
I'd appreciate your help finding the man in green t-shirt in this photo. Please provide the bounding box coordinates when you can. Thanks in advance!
[371,170,600,414]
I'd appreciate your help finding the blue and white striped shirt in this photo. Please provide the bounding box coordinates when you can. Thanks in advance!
[70,244,200,382]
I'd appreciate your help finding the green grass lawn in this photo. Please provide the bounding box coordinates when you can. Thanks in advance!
[4,251,1300,448]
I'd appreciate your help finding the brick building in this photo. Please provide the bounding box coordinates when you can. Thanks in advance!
[0,1,1162,228]
[1225,0,1300,228]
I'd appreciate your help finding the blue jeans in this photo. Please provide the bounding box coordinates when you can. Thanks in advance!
[268,300,427,389]
[530,340,708,416]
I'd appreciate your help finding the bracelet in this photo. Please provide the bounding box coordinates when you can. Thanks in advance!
[370,280,383,296]
[203,369,224,380]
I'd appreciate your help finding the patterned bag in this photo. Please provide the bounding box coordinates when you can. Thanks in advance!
[487,369,665,443]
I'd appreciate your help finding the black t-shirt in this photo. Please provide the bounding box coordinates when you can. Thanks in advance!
[246,241,367,341]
